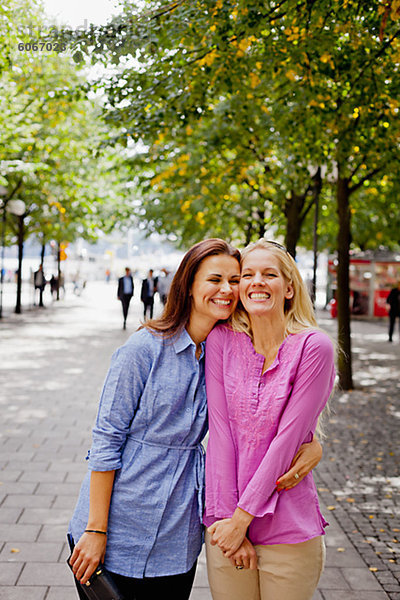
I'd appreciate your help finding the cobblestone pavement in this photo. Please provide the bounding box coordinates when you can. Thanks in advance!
[316,313,400,599]
[0,282,397,599]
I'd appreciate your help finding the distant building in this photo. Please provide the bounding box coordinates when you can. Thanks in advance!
[327,249,400,318]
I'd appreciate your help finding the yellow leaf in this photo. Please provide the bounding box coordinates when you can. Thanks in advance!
[285,70,297,81]
[195,211,205,225]
[10,548,20,553]
[327,506,336,511]
[249,72,261,88]
[320,53,332,63]
[198,49,218,67]
[337,548,345,552]
[369,567,378,572]
[181,200,191,212]
[186,125,193,136]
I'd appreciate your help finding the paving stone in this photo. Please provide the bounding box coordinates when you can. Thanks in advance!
[17,562,73,586]
[341,567,386,590]
[325,545,366,568]
[189,589,213,600]
[38,525,69,543]
[52,495,78,510]
[0,471,23,482]
[0,524,41,543]
[0,483,38,495]
[0,563,23,585]
[18,508,71,525]
[0,508,22,524]
[0,587,47,600]
[0,542,63,563]
[18,471,66,484]
[46,587,77,600]
[322,592,390,600]
[318,567,351,590]
[3,495,54,509]
[36,482,80,496]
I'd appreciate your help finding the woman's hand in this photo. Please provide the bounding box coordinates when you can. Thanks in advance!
[208,507,253,557]
[276,435,322,491]
[226,537,258,570]
[68,532,107,585]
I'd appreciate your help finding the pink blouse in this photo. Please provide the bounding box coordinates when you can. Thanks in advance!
[203,325,335,545]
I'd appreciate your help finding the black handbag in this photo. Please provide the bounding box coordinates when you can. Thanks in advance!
[67,555,124,600]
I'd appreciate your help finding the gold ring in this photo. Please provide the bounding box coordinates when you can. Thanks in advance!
[294,473,300,480]
[236,565,244,570]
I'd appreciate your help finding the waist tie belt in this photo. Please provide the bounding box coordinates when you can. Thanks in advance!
[129,436,205,519]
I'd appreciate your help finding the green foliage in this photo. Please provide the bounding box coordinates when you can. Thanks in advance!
[0,3,131,251]
[65,0,400,251]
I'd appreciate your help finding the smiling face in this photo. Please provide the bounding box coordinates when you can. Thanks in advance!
[239,248,294,318]
[190,254,241,329]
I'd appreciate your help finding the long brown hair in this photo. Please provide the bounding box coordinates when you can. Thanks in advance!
[143,238,241,338]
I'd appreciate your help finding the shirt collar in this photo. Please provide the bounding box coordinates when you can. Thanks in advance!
[173,328,205,357]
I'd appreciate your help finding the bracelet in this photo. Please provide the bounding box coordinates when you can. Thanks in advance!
[84,529,107,535]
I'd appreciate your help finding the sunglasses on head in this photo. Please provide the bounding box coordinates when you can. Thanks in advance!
[265,240,288,253]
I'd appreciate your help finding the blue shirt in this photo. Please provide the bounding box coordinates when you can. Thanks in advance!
[123,275,133,295]
[69,328,207,578]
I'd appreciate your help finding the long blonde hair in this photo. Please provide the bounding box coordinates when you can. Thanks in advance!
[231,239,317,338]
[231,239,334,439]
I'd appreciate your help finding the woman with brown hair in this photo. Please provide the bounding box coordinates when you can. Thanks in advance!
[68,239,241,599]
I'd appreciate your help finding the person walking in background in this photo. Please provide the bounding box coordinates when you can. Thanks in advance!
[34,264,46,307]
[204,239,335,600]
[117,267,134,330]
[386,280,400,342]
[157,267,173,306]
[140,268,158,320]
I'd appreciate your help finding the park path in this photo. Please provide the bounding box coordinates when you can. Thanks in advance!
[0,281,398,599]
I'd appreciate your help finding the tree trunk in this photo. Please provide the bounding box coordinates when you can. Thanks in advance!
[336,175,353,390]
[257,208,266,238]
[15,215,24,314]
[312,167,322,305]
[40,241,45,266]
[57,243,61,301]
[284,192,305,258]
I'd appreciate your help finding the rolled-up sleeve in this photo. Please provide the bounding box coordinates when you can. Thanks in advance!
[88,331,154,471]
[237,331,335,518]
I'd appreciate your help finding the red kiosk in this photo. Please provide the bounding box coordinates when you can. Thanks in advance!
[327,250,400,318]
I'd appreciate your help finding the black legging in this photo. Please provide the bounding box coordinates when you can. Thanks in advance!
[68,536,197,600]
[108,562,197,600]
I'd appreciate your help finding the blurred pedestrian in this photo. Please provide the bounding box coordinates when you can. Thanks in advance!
[117,267,134,330]
[157,267,173,306]
[34,264,46,307]
[140,269,158,320]
[205,239,335,600]
[386,281,400,342]
[50,275,58,300]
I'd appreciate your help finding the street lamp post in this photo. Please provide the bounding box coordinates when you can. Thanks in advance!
[0,196,26,318]
[0,185,8,319]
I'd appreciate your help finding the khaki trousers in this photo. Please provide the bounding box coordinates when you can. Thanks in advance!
[205,531,325,600]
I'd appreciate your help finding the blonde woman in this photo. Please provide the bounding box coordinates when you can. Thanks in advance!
[204,240,335,600]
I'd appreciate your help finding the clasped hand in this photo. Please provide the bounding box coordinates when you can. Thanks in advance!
[208,517,247,556]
